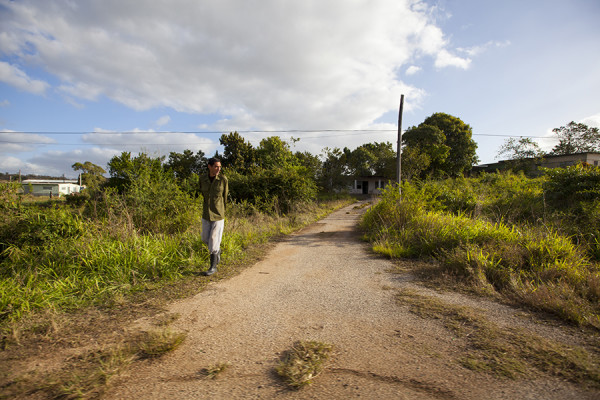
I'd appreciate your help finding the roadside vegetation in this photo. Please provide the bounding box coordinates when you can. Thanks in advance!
[0,151,353,398]
[362,166,600,329]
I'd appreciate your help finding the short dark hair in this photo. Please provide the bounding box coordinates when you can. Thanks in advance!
[207,157,221,166]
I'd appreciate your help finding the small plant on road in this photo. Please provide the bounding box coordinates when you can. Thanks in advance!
[276,340,333,389]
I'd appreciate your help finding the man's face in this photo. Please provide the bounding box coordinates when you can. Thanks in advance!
[208,161,222,177]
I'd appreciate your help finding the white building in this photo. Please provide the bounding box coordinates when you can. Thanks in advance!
[22,179,85,197]
[349,176,390,195]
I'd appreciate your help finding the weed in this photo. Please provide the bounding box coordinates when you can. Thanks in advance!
[44,345,135,399]
[202,362,230,379]
[276,340,333,389]
[136,328,186,358]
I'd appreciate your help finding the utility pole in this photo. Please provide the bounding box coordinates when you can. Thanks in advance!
[396,94,404,194]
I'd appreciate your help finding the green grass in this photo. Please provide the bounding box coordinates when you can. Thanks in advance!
[0,197,353,326]
[362,181,600,328]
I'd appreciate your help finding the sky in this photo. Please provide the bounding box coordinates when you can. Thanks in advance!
[1,0,599,178]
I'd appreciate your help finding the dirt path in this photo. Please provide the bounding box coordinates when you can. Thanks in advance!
[106,202,598,399]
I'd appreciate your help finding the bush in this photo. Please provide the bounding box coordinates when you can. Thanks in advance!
[228,166,317,214]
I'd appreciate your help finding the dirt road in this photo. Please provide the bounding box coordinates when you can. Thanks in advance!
[106,201,598,399]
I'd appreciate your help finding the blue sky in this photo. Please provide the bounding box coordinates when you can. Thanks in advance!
[1,0,599,178]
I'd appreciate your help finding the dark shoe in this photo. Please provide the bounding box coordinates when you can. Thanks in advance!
[203,253,218,276]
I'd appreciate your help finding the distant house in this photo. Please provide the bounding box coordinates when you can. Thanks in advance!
[473,152,600,175]
[349,176,391,195]
[22,179,85,197]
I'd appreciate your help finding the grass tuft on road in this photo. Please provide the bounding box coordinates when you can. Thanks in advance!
[276,340,333,389]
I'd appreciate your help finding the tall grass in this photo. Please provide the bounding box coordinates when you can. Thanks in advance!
[362,177,600,328]
[0,189,353,324]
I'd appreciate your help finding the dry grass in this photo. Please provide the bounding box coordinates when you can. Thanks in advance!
[275,340,333,389]
[136,328,186,359]
[396,289,600,385]
[202,362,230,379]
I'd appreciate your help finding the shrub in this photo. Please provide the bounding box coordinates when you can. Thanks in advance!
[228,166,317,214]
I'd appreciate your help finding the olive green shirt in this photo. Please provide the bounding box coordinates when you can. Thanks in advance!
[199,173,228,221]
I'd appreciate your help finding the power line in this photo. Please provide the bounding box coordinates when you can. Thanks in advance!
[0,129,560,146]
[1,129,396,135]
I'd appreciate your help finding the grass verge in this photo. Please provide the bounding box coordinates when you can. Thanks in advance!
[396,289,600,385]
[0,197,353,399]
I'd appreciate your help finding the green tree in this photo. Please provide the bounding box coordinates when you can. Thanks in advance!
[550,121,600,155]
[71,161,106,188]
[344,142,396,178]
[365,142,396,178]
[346,145,376,176]
[164,149,206,180]
[106,152,165,192]
[497,137,545,173]
[399,146,434,181]
[402,124,450,179]
[294,151,322,182]
[420,113,478,177]
[219,131,257,173]
[256,136,295,169]
[319,147,349,192]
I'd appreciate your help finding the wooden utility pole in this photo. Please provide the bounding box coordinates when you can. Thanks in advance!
[396,94,404,194]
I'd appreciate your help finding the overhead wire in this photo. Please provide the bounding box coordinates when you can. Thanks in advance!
[0,129,559,146]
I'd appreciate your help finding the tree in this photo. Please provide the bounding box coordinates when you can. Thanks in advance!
[106,152,165,192]
[164,149,206,180]
[71,161,106,188]
[294,151,322,182]
[497,137,545,173]
[420,113,478,177]
[398,146,432,181]
[365,142,397,178]
[344,142,396,179]
[402,124,450,179]
[219,131,256,173]
[256,136,295,169]
[319,147,349,191]
[346,145,376,177]
[550,121,600,155]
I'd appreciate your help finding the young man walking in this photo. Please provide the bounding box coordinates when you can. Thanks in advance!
[199,157,228,276]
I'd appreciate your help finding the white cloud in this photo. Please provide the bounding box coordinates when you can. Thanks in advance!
[406,66,422,75]
[0,62,50,94]
[81,128,219,157]
[435,49,471,69]
[0,155,45,175]
[155,115,171,127]
[27,147,120,177]
[458,40,511,57]
[0,99,9,107]
[0,0,471,131]
[581,113,600,128]
[0,130,55,153]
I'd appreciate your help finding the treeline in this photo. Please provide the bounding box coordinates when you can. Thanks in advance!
[73,132,398,216]
[70,111,480,212]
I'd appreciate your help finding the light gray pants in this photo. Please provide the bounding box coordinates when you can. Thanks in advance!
[201,219,224,255]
